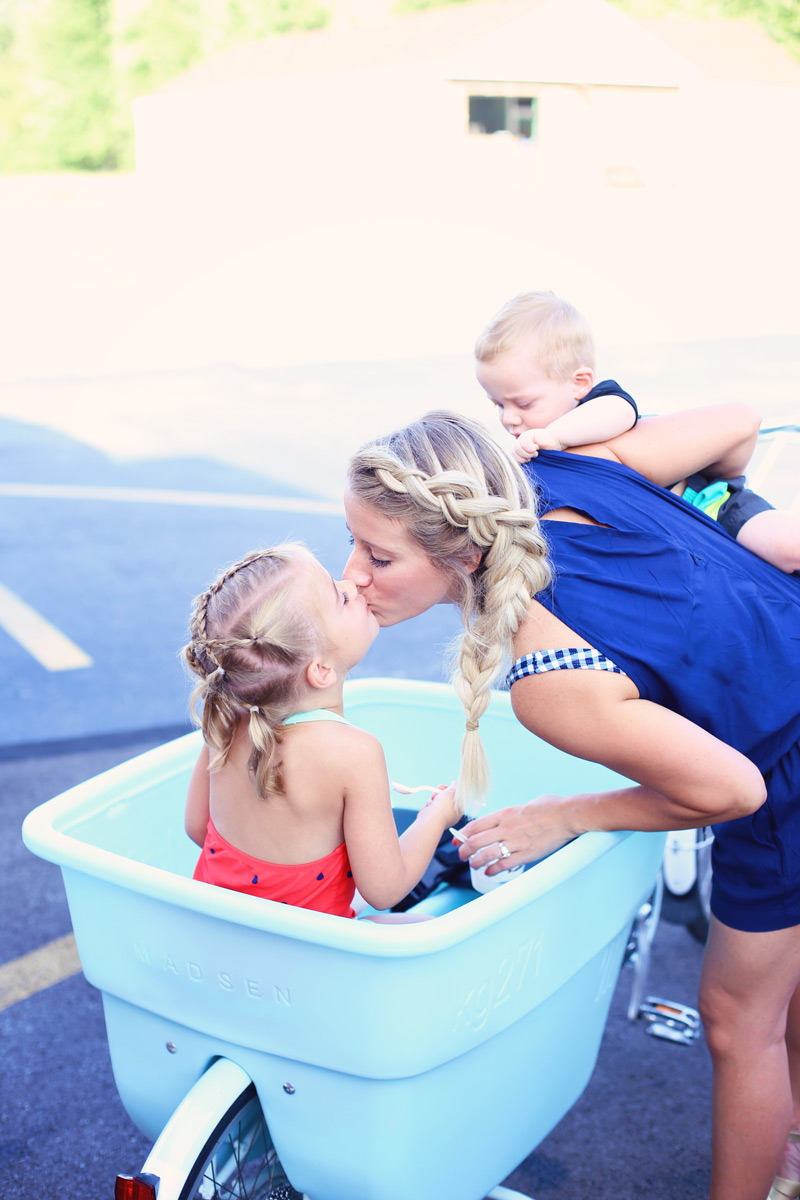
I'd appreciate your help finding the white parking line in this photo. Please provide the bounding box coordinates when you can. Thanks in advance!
[0,583,93,671]
[0,482,344,514]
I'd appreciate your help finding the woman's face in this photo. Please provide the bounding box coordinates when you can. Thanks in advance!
[342,491,455,627]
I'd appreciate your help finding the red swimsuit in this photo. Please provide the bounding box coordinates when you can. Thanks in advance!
[193,708,356,918]
[193,820,356,918]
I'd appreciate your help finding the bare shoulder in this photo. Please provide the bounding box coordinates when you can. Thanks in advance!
[513,598,590,656]
[285,720,384,771]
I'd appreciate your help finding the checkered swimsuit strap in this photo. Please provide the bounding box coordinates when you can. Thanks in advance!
[506,647,624,688]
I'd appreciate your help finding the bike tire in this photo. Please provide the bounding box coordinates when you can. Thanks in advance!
[661,828,713,943]
[178,1081,281,1200]
[138,1059,300,1200]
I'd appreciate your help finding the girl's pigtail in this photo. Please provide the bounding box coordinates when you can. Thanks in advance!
[182,546,317,800]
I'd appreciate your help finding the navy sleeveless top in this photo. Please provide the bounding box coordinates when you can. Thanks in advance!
[525,450,800,777]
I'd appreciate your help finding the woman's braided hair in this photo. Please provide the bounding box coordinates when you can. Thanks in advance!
[183,544,319,799]
[347,410,551,814]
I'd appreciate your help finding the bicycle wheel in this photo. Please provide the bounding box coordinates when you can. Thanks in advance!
[136,1059,302,1200]
[179,1082,297,1200]
[661,827,713,943]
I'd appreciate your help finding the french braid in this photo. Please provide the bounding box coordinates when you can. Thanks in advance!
[183,544,318,799]
[347,410,551,813]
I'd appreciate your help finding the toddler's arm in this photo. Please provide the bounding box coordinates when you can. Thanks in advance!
[185,744,211,846]
[514,393,636,463]
[340,729,460,912]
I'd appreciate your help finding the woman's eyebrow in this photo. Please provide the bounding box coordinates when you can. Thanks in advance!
[347,527,394,557]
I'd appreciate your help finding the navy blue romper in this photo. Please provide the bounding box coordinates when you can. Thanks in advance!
[517,451,800,933]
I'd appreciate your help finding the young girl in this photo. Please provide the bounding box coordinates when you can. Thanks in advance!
[183,543,459,921]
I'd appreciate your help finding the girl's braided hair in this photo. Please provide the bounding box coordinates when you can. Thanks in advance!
[347,410,551,814]
[183,545,318,799]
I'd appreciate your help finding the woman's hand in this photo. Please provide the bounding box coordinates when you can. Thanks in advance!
[458,796,577,874]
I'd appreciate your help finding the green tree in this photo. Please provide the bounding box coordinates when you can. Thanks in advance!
[32,0,126,169]
[122,0,206,101]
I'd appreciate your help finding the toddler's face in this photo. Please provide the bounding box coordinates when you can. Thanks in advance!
[476,345,580,438]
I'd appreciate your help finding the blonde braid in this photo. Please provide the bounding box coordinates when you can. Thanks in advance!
[348,411,550,815]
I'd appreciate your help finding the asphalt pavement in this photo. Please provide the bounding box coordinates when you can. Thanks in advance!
[3,345,799,1199]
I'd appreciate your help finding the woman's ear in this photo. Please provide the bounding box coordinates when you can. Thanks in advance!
[462,551,483,576]
[306,659,337,690]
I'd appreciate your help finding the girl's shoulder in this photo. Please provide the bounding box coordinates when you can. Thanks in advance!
[284,716,384,766]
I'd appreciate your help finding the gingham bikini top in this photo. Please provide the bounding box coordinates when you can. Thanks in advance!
[506,647,625,689]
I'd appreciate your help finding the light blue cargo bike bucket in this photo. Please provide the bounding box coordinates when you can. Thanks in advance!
[22,678,664,1200]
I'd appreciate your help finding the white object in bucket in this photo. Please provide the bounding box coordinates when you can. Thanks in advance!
[449,826,525,893]
[469,857,525,893]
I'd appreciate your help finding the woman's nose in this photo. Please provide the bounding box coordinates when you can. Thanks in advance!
[343,548,371,588]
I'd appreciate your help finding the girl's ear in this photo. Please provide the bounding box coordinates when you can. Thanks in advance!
[462,551,483,575]
[306,659,337,690]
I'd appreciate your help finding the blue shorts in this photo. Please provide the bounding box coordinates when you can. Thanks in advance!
[684,472,774,539]
[710,739,800,932]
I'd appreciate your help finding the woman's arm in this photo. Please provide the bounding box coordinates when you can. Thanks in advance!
[339,729,460,910]
[185,744,211,847]
[459,667,766,873]
[570,403,761,489]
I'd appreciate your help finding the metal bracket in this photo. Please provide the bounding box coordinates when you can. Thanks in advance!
[638,995,702,1045]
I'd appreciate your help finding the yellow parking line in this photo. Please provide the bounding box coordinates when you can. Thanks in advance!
[0,933,83,1012]
[0,583,93,671]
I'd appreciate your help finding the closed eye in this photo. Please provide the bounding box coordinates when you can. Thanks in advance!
[347,532,391,568]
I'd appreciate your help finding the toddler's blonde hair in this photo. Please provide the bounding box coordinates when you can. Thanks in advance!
[474,290,595,382]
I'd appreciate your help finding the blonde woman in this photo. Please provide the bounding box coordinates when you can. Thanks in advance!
[343,408,800,1200]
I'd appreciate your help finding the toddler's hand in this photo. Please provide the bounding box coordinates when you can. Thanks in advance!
[423,782,460,827]
[513,428,564,462]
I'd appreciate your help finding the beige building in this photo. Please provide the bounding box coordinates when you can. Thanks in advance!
[128,0,800,364]
[132,0,800,200]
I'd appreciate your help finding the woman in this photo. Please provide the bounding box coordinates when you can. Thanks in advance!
[343,406,800,1200]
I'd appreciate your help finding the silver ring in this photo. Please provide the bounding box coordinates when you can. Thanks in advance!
[497,841,511,859]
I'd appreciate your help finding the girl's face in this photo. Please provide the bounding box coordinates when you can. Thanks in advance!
[342,491,456,627]
[302,552,379,669]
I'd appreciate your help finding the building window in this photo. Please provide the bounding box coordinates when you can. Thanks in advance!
[469,95,536,140]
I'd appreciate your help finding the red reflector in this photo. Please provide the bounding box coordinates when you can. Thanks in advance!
[115,1175,157,1200]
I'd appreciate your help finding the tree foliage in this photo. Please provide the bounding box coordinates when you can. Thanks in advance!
[0,0,331,172]
[609,0,800,60]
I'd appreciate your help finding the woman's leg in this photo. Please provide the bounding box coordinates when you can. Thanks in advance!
[770,986,800,1195]
[699,915,800,1200]
[786,986,800,1126]
[701,918,800,1197]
